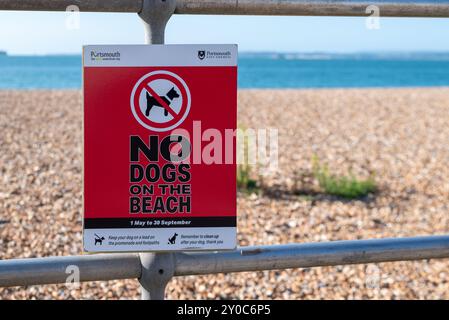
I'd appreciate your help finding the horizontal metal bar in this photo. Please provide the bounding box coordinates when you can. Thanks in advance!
[0,0,142,12]
[175,0,449,17]
[0,253,141,287]
[1,0,449,17]
[174,235,449,275]
[1,235,449,287]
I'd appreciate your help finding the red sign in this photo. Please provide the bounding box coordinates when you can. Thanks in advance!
[83,45,237,252]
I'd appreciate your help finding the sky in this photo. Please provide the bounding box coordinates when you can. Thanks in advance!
[1,11,449,54]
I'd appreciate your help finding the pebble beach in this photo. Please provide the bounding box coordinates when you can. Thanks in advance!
[1,88,449,299]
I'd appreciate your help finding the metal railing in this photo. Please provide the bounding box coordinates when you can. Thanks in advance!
[2,236,449,299]
[1,0,449,299]
[1,0,449,17]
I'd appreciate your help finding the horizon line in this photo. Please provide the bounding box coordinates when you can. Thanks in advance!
[4,50,449,57]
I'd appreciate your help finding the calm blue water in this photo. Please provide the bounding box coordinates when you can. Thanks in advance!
[2,53,449,89]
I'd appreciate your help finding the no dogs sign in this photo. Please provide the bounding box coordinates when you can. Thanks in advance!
[83,45,237,252]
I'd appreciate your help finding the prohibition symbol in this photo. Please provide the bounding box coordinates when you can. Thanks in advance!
[130,70,191,132]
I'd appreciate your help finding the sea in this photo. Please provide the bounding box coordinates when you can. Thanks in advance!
[2,52,449,89]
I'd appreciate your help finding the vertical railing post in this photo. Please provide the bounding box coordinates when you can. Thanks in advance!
[138,0,176,44]
[137,0,176,300]
[139,252,176,300]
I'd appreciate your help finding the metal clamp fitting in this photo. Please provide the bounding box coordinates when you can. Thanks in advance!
[138,252,175,300]
[139,0,176,44]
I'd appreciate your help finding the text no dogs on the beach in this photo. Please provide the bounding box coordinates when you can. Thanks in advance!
[83,44,237,252]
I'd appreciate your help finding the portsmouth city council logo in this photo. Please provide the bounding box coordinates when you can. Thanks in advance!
[198,50,205,60]
[130,70,191,132]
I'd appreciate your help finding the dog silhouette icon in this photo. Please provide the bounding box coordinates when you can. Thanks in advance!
[94,234,105,246]
[145,87,180,117]
[168,233,178,245]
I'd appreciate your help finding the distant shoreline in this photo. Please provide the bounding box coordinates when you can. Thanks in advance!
[3,54,449,89]
[4,51,449,59]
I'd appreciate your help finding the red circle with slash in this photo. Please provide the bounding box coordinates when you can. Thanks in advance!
[130,70,191,132]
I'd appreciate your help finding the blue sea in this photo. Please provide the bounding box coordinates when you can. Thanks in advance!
[2,52,449,89]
